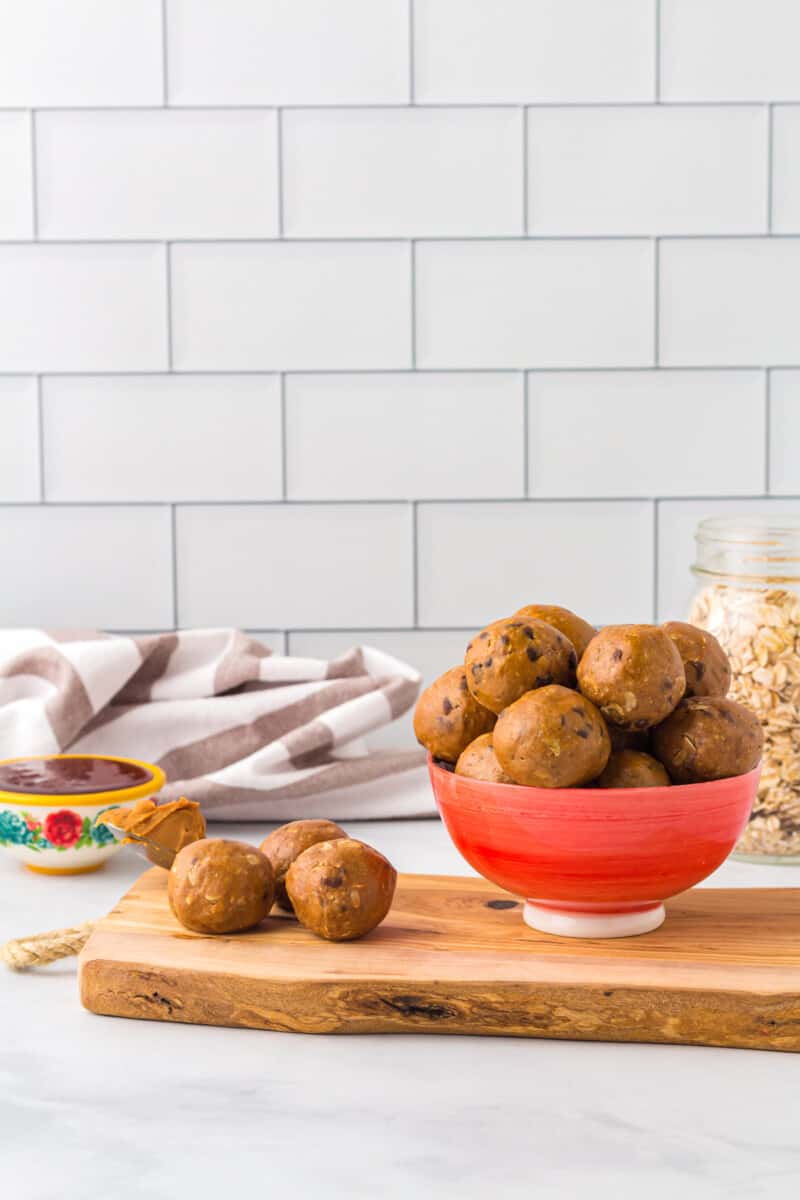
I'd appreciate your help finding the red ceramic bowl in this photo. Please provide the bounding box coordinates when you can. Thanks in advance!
[430,756,760,938]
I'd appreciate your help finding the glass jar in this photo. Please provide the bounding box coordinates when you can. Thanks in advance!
[689,516,800,862]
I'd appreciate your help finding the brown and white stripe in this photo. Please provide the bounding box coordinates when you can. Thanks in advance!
[0,629,429,820]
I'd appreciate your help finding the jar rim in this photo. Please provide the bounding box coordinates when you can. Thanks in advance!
[696,515,800,545]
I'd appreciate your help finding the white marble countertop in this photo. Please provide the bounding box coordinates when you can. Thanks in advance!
[2,818,800,1200]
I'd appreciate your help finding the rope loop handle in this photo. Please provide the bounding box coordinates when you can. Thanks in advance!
[1,921,96,970]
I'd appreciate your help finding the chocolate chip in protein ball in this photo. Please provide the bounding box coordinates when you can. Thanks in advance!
[413,666,496,763]
[465,617,576,715]
[577,624,686,729]
[493,685,611,788]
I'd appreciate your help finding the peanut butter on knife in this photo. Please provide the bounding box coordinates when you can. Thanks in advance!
[97,797,205,857]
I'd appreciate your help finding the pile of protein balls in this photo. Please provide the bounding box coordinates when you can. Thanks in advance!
[413,604,764,789]
[168,820,396,940]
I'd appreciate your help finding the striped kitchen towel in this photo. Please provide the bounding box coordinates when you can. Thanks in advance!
[0,629,432,820]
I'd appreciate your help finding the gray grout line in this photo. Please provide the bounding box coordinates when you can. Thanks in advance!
[5,494,797,510]
[411,501,419,626]
[3,232,800,246]
[408,0,415,104]
[35,376,45,501]
[0,365,792,378]
[29,110,38,238]
[652,500,660,621]
[654,0,661,102]
[522,372,530,496]
[1,101,796,111]
[767,104,774,232]
[164,243,173,369]
[170,504,178,629]
[653,238,660,365]
[409,240,417,368]
[522,107,529,233]
[764,368,772,493]
[160,0,169,105]
[280,373,288,499]
[276,108,284,237]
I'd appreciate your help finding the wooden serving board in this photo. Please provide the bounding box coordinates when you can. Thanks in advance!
[79,869,800,1052]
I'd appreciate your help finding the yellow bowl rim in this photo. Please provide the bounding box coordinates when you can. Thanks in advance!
[0,754,166,807]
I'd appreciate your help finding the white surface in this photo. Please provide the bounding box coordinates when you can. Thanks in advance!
[166,0,409,105]
[0,377,39,501]
[283,107,523,238]
[0,507,173,629]
[0,112,32,238]
[527,106,766,235]
[36,111,279,240]
[0,244,167,372]
[660,239,800,367]
[176,504,414,629]
[285,372,524,500]
[171,242,411,370]
[42,375,282,502]
[416,240,654,369]
[0,0,162,105]
[771,107,800,233]
[2,817,799,1200]
[417,501,653,628]
[523,902,666,939]
[661,0,800,101]
[769,373,800,495]
[414,0,655,102]
[528,371,765,498]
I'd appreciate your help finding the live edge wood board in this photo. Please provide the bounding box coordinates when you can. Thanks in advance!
[79,869,800,1052]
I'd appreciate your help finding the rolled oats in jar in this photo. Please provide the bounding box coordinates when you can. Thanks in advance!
[689,517,800,862]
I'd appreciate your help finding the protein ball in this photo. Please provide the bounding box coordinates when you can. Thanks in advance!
[594,749,671,789]
[464,617,577,714]
[286,838,397,941]
[493,684,611,788]
[652,697,763,784]
[577,625,686,730]
[455,733,514,784]
[168,839,275,934]
[413,666,496,762]
[514,604,596,660]
[662,620,731,699]
[260,819,347,912]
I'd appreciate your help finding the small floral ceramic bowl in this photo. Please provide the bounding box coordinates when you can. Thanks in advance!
[0,754,166,875]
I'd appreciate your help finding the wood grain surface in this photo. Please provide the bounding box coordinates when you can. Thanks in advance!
[79,869,800,1051]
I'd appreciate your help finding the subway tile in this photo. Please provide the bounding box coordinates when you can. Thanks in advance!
[661,0,800,101]
[285,372,524,500]
[0,378,39,501]
[171,242,411,370]
[417,501,654,627]
[772,107,800,233]
[415,0,654,103]
[0,0,162,106]
[167,0,409,105]
[176,505,414,628]
[288,629,470,749]
[0,506,172,628]
[528,107,766,235]
[528,371,765,498]
[0,244,167,372]
[42,375,282,502]
[657,498,800,622]
[0,113,33,238]
[36,111,278,240]
[660,239,800,367]
[416,240,653,369]
[769,372,800,494]
[283,108,522,238]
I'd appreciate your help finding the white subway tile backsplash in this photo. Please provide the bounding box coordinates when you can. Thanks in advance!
[167,0,409,105]
[528,107,767,236]
[415,0,655,103]
[36,111,279,240]
[661,0,800,101]
[416,240,654,369]
[0,113,32,238]
[283,108,522,238]
[0,506,173,628]
[176,505,413,628]
[0,378,39,501]
[660,239,800,367]
[0,244,167,372]
[285,372,524,500]
[417,501,654,628]
[42,375,282,502]
[528,371,765,498]
[0,0,162,106]
[657,498,800,622]
[769,372,800,495]
[772,108,800,234]
[171,242,411,371]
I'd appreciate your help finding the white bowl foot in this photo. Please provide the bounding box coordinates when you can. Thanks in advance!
[523,902,666,939]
